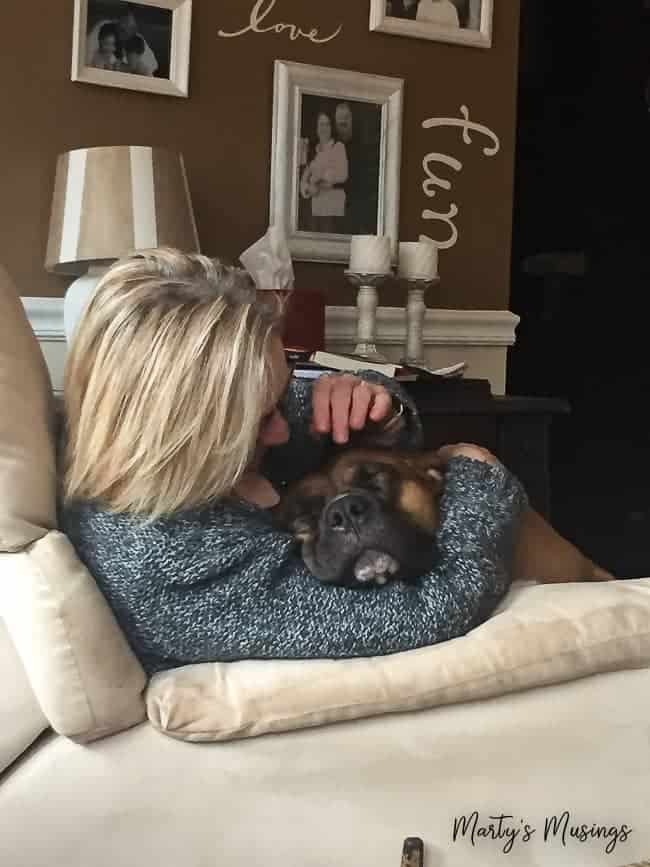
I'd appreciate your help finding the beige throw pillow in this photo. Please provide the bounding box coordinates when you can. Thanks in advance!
[146,578,650,742]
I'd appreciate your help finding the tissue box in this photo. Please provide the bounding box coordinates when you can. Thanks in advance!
[281,289,325,353]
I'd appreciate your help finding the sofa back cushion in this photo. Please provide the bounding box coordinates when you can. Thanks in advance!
[0,266,146,741]
[0,265,57,552]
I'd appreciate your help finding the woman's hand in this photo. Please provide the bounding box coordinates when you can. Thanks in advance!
[311,374,394,444]
[300,171,312,200]
[436,443,500,466]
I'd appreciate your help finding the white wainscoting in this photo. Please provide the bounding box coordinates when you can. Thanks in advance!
[22,298,519,395]
[22,298,67,394]
[326,306,519,394]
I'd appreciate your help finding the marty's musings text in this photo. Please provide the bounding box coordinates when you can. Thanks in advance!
[452,811,633,856]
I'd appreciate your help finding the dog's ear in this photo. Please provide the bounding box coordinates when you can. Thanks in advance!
[405,450,445,489]
[394,450,444,534]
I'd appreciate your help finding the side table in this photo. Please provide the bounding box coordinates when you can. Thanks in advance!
[402,379,570,519]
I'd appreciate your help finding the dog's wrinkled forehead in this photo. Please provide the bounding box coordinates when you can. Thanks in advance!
[284,449,444,535]
[330,450,443,533]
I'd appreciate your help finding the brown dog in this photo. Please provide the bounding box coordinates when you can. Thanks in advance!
[274,446,613,587]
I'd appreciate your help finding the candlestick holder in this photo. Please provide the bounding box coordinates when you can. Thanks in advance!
[399,276,440,366]
[344,270,392,363]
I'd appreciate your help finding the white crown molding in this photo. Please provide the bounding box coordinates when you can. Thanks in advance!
[21,296,520,349]
[326,306,520,347]
[21,297,66,342]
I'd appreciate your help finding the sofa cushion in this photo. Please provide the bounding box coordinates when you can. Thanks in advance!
[146,578,650,742]
[0,617,48,774]
[0,265,146,742]
[5,667,650,867]
[0,265,57,552]
[0,536,147,742]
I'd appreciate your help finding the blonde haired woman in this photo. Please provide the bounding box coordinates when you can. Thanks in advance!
[61,248,527,675]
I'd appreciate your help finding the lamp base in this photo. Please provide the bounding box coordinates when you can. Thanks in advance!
[63,265,110,344]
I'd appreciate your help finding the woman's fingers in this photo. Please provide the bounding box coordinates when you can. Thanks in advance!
[311,375,394,443]
[367,386,392,423]
[312,374,355,439]
[349,381,373,431]
[329,376,355,443]
[311,375,336,435]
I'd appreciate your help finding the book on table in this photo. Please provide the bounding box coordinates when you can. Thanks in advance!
[300,350,467,381]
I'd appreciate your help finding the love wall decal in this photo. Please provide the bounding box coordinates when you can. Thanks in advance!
[420,105,500,250]
[218,0,343,44]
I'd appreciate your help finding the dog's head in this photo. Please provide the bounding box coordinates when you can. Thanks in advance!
[274,448,444,587]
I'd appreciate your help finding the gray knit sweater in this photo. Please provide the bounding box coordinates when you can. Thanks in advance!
[61,377,528,675]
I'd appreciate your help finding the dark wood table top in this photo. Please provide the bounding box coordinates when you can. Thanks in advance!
[402,379,570,416]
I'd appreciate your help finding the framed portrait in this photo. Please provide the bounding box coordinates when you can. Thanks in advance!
[71,0,192,97]
[369,0,493,48]
[270,60,404,265]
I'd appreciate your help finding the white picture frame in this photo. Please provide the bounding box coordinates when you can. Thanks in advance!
[270,60,404,265]
[72,0,192,98]
[369,0,493,49]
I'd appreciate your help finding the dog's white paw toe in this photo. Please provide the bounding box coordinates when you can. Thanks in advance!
[354,550,401,585]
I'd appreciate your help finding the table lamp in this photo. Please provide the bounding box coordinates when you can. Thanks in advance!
[45,145,200,342]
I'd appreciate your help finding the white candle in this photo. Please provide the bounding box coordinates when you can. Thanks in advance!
[398,241,439,280]
[349,235,392,275]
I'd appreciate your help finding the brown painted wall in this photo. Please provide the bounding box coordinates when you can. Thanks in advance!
[0,0,520,308]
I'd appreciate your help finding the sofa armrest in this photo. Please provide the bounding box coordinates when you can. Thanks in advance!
[0,617,48,775]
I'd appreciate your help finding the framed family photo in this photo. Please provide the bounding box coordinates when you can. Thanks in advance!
[71,0,192,97]
[370,0,493,48]
[270,60,404,265]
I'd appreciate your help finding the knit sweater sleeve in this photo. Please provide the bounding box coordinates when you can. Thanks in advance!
[64,457,527,672]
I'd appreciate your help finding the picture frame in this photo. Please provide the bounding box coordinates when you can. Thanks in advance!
[270,60,404,265]
[369,0,493,49]
[71,0,192,98]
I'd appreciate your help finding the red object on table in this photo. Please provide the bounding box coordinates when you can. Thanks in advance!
[280,288,326,353]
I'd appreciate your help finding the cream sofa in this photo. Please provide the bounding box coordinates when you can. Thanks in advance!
[1,264,650,867]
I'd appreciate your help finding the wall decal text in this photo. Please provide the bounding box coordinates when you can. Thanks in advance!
[420,106,500,250]
[218,0,343,44]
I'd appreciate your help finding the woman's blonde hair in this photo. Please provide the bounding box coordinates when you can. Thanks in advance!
[63,247,284,518]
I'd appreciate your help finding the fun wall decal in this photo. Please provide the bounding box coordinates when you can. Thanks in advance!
[218,0,343,44]
[420,106,500,250]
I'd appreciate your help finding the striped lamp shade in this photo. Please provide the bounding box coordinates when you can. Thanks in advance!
[45,145,200,275]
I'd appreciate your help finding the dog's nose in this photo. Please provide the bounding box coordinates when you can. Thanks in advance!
[323,492,375,534]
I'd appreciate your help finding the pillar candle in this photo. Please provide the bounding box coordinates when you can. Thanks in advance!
[398,241,439,280]
[349,235,392,275]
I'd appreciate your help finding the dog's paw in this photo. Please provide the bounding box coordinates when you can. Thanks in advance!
[354,549,400,586]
